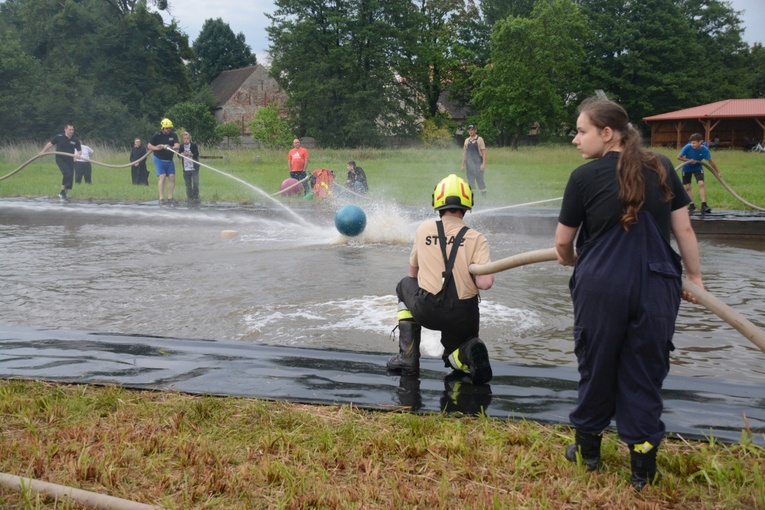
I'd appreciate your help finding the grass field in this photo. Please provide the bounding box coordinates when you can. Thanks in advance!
[2,141,764,210]
[0,380,763,510]
[1,142,764,509]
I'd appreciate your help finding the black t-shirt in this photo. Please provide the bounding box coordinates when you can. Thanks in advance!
[149,131,178,160]
[558,151,689,249]
[51,134,81,154]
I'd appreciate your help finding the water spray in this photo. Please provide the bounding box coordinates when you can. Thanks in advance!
[3,149,311,226]
[469,248,765,353]
[167,147,310,226]
[471,197,563,216]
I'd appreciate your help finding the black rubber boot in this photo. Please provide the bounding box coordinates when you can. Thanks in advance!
[386,321,421,374]
[630,443,662,491]
[459,337,492,385]
[565,430,602,471]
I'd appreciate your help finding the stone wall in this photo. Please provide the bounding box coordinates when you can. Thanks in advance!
[214,67,288,134]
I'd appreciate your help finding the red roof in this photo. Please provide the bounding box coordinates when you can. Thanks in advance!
[643,99,765,121]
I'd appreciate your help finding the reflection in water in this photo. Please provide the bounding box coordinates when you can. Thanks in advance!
[439,372,493,416]
[1,199,764,384]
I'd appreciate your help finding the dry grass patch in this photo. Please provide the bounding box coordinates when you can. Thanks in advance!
[0,380,763,509]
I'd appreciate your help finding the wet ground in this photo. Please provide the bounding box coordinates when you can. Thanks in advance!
[1,198,763,443]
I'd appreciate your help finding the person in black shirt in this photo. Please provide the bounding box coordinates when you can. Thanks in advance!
[39,124,81,202]
[555,97,703,491]
[147,118,180,206]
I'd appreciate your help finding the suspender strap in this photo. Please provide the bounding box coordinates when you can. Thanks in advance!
[436,220,470,293]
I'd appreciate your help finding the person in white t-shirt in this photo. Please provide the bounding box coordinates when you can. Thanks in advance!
[75,143,94,184]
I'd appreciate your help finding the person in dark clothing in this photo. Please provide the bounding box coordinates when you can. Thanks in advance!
[39,124,81,202]
[345,161,368,193]
[387,174,494,385]
[178,131,200,205]
[130,138,149,185]
[461,125,487,198]
[555,97,703,491]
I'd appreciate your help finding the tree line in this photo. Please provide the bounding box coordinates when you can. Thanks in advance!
[269,0,765,147]
[1,0,764,148]
[0,0,254,145]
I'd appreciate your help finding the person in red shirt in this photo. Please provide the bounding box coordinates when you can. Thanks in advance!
[288,138,310,195]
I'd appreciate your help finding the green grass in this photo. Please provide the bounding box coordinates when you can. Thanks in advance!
[0,380,762,509]
[3,141,763,209]
[2,143,765,508]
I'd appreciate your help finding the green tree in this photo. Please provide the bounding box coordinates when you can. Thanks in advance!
[215,122,243,149]
[749,44,765,98]
[676,0,749,101]
[0,33,43,138]
[399,0,467,119]
[164,102,220,145]
[576,0,706,124]
[0,0,192,142]
[191,18,257,85]
[473,0,589,147]
[105,0,170,15]
[95,5,193,122]
[248,104,293,150]
[421,116,453,147]
[479,0,535,25]
[267,0,417,147]
[448,1,493,112]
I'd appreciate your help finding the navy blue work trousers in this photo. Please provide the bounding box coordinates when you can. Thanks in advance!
[568,212,682,447]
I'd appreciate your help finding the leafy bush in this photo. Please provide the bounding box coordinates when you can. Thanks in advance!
[249,104,293,149]
[421,118,453,148]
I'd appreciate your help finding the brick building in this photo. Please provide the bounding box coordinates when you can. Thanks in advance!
[209,64,288,135]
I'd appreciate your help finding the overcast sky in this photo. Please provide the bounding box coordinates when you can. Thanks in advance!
[163,0,765,65]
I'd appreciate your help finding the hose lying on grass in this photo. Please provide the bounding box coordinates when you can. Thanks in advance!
[0,472,157,510]
[469,247,765,353]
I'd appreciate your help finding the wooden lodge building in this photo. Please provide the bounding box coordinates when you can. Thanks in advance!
[642,99,765,149]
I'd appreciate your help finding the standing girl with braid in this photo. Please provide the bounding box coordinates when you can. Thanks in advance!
[554,97,703,491]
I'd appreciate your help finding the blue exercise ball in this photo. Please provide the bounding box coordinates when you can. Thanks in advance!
[335,205,367,237]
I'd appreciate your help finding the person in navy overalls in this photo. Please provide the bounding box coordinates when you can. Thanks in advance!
[555,97,704,491]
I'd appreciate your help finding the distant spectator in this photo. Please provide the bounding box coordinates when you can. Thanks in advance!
[74,143,94,184]
[130,138,149,186]
[178,131,201,205]
[288,138,310,195]
[461,125,487,199]
[345,161,368,193]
